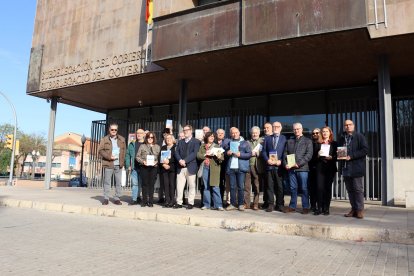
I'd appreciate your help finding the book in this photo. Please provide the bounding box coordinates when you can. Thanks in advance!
[269,151,278,163]
[287,154,296,167]
[209,147,225,156]
[253,143,262,153]
[128,133,136,144]
[112,148,119,160]
[160,150,171,163]
[337,147,348,160]
[230,141,240,154]
[195,129,203,140]
[319,144,330,157]
[146,154,155,166]
[165,119,173,130]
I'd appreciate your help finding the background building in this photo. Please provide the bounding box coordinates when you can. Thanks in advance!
[27,0,414,205]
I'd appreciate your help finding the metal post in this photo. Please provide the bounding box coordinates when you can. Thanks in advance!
[0,91,17,186]
[45,97,58,190]
[178,80,187,132]
[378,55,394,206]
[80,134,86,187]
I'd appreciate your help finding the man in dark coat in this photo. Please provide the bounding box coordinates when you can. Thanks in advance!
[339,119,368,219]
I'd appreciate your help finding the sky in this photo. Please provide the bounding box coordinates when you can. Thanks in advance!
[0,1,105,139]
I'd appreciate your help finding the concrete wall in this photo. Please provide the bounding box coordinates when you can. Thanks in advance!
[368,0,414,38]
[393,159,414,203]
[31,0,147,92]
[154,0,197,18]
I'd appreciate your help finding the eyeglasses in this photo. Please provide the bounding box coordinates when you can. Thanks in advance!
[312,132,319,135]
[183,128,191,131]
[110,129,118,132]
[148,136,154,139]
[273,125,281,128]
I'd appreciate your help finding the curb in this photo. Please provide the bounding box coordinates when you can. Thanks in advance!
[1,198,413,244]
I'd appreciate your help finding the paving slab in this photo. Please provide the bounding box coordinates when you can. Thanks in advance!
[1,186,413,244]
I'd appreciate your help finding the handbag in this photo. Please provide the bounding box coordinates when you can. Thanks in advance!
[197,162,204,178]
[121,167,127,187]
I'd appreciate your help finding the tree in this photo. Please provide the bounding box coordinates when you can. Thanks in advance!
[17,133,47,177]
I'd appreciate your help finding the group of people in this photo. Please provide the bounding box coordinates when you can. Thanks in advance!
[98,119,368,219]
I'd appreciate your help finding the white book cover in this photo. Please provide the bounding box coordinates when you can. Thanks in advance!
[146,155,155,166]
[320,144,330,157]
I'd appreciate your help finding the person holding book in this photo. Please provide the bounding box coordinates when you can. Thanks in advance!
[125,128,145,205]
[98,123,127,205]
[225,127,252,211]
[216,128,231,207]
[313,126,338,215]
[197,132,225,211]
[159,134,176,208]
[339,119,368,219]
[262,121,287,212]
[174,125,201,209]
[136,132,161,207]
[283,123,313,214]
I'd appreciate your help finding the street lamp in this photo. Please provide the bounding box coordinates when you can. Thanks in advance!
[80,134,86,187]
[31,150,40,180]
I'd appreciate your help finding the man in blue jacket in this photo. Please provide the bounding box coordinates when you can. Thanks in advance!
[262,121,287,212]
[225,127,252,211]
[339,120,368,219]
[174,125,201,209]
[125,128,145,205]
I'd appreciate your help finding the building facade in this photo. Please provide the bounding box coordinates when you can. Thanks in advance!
[27,0,414,205]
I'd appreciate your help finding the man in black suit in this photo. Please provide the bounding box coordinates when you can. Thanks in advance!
[261,121,287,212]
[174,125,201,209]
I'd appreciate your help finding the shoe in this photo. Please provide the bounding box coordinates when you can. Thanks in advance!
[141,202,147,207]
[173,204,182,209]
[356,210,364,219]
[218,207,225,211]
[313,210,321,216]
[129,200,138,205]
[148,203,154,207]
[323,210,330,216]
[261,203,269,210]
[284,207,296,213]
[243,204,250,210]
[302,208,310,215]
[157,198,165,204]
[266,204,274,212]
[137,197,142,204]
[201,206,208,210]
[226,205,237,211]
[275,206,284,212]
[253,205,259,211]
[344,210,355,217]
[102,199,109,205]
[238,205,245,211]
[113,200,122,205]
[186,204,193,210]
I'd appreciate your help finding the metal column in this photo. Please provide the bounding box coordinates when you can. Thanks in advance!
[378,56,394,206]
[178,80,187,132]
[44,97,58,190]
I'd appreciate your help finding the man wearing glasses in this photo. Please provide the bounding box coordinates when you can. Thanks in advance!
[125,128,145,205]
[98,123,127,205]
[261,122,287,212]
[283,122,313,214]
[174,125,201,209]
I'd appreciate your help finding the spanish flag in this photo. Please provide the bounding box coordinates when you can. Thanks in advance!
[146,0,153,24]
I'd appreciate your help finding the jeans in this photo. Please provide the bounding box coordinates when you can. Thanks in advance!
[228,169,246,207]
[130,169,140,201]
[288,170,309,209]
[103,166,122,200]
[202,166,223,208]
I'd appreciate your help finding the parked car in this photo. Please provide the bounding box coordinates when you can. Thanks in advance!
[69,177,87,187]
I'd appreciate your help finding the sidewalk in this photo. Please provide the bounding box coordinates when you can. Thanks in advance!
[1,186,413,244]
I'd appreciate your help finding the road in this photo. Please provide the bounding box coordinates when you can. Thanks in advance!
[0,207,412,275]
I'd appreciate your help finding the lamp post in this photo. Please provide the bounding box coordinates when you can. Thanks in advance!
[31,150,40,180]
[80,134,86,187]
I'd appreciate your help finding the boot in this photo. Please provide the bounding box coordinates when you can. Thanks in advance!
[356,210,364,219]
[344,209,355,217]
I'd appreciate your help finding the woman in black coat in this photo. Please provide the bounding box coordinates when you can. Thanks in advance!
[159,134,177,208]
[314,126,338,215]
